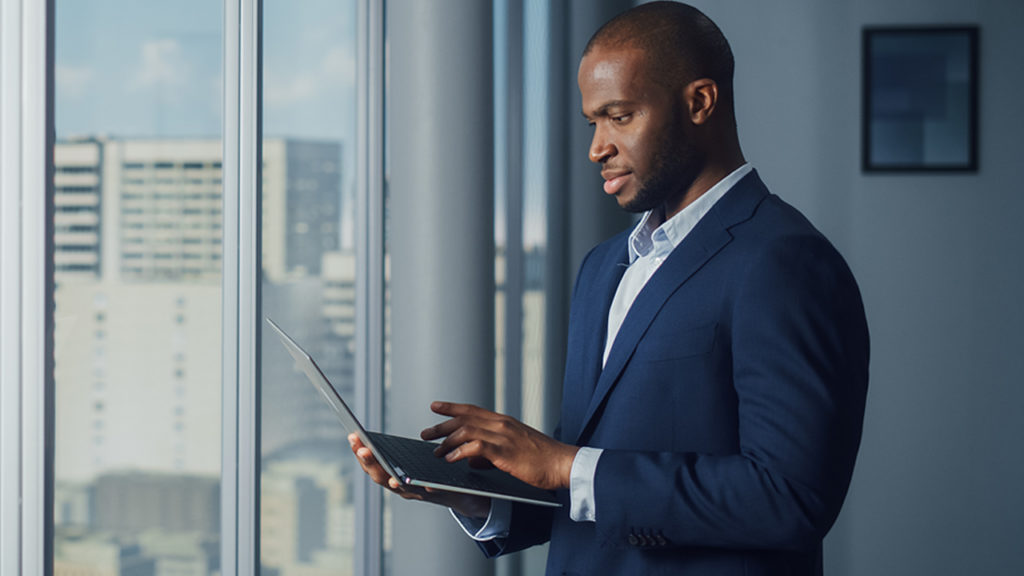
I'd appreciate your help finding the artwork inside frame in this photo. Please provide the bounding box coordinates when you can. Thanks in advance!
[862,26,979,172]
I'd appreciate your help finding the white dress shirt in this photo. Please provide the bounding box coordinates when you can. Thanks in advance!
[455,163,753,540]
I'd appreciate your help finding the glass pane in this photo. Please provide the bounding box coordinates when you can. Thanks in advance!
[521,0,550,431]
[259,1,359,574]
[52,1,223,575]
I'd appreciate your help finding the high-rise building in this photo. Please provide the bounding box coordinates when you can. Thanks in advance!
[262,139,342,283]
[260,456,354,576]
[54,139,104,282]
[93,472,219,535]
[54,136,344,484]
[110,139,224,283]
[53,136,353,576]
[53,137,343,285]
[53,529,156,576]
[260,249,356,459]
[54,282,222,481]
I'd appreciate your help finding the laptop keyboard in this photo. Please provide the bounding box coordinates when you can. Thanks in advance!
[366,432,494,491]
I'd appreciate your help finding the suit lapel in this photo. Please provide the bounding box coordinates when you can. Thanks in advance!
[563,237,628,441]
[572,171,769,445]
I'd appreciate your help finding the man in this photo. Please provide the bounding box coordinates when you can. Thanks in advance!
[350,2,869,574]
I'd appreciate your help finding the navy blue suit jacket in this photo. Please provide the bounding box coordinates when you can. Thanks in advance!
[479,171,869,575]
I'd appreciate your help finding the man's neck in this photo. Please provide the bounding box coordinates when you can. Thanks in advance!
[664,155,746,220]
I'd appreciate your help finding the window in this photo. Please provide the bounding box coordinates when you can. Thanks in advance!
[2,2,560,575]
[259,1,362,574]
[51,1,222,575]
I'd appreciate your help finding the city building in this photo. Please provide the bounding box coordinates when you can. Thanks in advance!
[54,139,104,282]
[260,456,354,576]
[53,135,345,499]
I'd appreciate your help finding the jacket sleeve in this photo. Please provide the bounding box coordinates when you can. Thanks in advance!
[474,499,558,558]
[592,234,870,551]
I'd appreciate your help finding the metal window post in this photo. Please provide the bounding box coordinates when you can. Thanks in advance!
[354,1,387,575]
[0,0,54,574]
[221,0,261,573]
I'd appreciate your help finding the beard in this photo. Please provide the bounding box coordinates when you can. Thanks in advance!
[621,127,703,214]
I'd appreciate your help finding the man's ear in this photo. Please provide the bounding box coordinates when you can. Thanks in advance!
[685,78,718,125]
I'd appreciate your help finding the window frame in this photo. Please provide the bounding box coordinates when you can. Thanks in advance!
[0,0,54,574]
[1,0,387,574]
[353,1,388,575]
[221,0,261,572]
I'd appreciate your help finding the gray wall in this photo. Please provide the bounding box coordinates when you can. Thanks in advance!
[686,0,1024,573]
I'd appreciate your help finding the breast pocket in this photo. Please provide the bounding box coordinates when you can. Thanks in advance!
[639,321,717,363]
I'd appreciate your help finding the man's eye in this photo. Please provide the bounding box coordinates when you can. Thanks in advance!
[611,114,631,124]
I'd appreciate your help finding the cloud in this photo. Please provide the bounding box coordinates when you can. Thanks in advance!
[321,46,357,86]
[265,44,355,107]
[132,39,189,90]
[56,65,95,99]
[265,73,317,107]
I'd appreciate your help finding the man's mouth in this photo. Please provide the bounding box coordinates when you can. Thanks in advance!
[602,170,632,195]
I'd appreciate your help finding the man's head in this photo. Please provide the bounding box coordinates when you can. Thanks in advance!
[579,1,739,216]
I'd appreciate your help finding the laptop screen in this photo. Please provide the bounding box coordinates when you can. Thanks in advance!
[266,317,369,440]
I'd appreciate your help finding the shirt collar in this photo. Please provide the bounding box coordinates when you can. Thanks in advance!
[627,163,753,263]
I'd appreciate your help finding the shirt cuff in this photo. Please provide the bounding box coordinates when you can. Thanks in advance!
[569,446,603,523]
[451,497,511,541]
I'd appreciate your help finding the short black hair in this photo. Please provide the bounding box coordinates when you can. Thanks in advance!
[584,1,735,108]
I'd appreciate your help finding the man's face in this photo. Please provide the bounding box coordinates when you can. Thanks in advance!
[578,46,701,213]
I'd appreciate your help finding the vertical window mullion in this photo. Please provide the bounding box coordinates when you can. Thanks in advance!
[0,0,52,573]
[355,1,386,574]
[222,0,260,573]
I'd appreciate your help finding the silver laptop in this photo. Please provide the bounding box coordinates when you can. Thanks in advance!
[266,317,560,508]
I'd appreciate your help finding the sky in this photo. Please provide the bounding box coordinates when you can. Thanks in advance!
[55,0,358,143]
[54,0,552,248]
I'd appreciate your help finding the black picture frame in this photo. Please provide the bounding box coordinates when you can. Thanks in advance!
[862,26,979,172]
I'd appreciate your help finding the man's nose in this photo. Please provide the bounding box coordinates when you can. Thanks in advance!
[589,128,616,164]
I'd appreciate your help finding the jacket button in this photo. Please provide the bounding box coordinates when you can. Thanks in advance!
[627,534,639,546]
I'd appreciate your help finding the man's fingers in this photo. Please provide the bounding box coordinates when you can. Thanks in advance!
[429,401,495,418]
[355,446,394,486]
[350,434,390,485]
[420,417,463,441]
[428,401,462,415]
[434,426,506,461]
[422,404,516,441]
[444,439,497,465]
[432,424,475,456]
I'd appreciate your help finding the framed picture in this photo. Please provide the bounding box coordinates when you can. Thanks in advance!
[862,26,979,172]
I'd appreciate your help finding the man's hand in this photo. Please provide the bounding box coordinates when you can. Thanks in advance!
[421,401,579,491]
[347,433,491,519]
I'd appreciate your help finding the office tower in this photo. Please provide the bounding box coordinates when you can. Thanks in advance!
[93,472,219,534]
[260,249,356,457]
[54,138,104,282]
[260,457,354,575]
[54,532,156,576]
[53,135,348,576]
[54,136,343,483]
[262,139,342,283]
[110,139,224,283]
[53,137,343,285]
